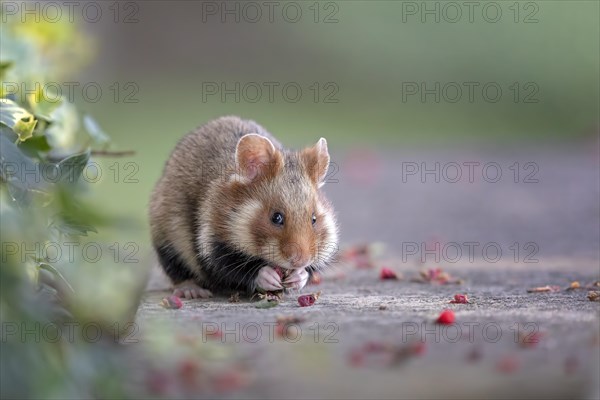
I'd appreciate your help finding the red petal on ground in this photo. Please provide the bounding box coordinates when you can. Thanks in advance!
[436,309,455,324]
[380,267,398,280]
[298,293,319,307]
[449,294,469,304]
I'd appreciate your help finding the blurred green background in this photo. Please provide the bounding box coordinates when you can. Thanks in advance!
[2,0,598,251]
[62,0,598,241]
[1,1,598,398]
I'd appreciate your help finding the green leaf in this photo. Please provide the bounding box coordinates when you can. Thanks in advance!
[19,134,51,154]
[0,134,44,191]
[0,61,13,80]
[83,114,110,144]
[53,150,90,186]
[0,135,53,206]
[0,98,37,141]
[254,298,280,309]
[49,212,97,237]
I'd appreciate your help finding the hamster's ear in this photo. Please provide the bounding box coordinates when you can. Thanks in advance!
[235,134,280,181]
[301,137,330,188]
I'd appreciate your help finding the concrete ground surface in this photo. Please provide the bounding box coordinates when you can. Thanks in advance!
[136,144,600,399]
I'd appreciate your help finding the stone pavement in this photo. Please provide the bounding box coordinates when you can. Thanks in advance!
[136,144,600,399]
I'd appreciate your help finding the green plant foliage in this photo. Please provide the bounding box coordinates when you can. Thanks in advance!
[0,17,140,399]
[0,98,38,141]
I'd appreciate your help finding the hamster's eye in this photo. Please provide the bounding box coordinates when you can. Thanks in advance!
[271,212,284,226]
[312,214,317,225]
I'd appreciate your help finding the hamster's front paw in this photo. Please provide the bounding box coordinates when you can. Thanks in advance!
[283,268,309,291]
[172,280,213,299]
[255,266,284,292]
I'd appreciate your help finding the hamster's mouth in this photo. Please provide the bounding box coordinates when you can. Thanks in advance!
[271,265,291,280]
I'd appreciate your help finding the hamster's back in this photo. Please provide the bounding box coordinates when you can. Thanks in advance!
[149,116,280,280]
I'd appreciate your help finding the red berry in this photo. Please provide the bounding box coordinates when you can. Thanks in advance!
[298,294,315,307]
[380,267,398,280]
[298,292,321,307]
[436,309,455,324]
[449,294,469,304]
[428,268,442,280]
[273,266,285,280]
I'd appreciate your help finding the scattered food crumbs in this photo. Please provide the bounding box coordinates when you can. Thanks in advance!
[449,294,469,304]
[518,332,543,348]
[527,285,561,293]
[436,309,455,324]
[341,244,374,269]
[341,243,385,269]
[496,355,519,374]
[276,322,301,339]
[566,281,580,290]
[255,291,284,301]
[276,315,305,325]
[275,316,305,338]
[309,272,322,285]
[298,291,321,307]
[255,298,279,309]
[587,291,600,302]
[228,292,240,303]
[254,291,282,308]
[412,267,462,285]
[160,295,183,309]
[380,267,399,280]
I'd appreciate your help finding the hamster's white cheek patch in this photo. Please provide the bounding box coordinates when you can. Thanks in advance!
[230,199,262,252]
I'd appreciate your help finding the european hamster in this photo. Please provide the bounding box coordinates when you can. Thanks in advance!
[149,116,338,298]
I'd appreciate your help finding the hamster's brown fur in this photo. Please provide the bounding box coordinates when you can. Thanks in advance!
[149,116,338,295]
